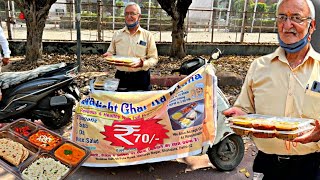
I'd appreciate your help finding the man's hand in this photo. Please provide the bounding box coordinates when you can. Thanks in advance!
[103,52,113,57]
[223,107,247,117]
[2,58,9,66]
[293,119,320,143]
[130,58,143,68]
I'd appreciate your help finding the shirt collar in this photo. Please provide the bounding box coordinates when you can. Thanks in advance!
[121,25,142,35]
[271,45,320,65]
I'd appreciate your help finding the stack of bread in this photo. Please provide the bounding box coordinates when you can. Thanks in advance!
[0,138,29,166]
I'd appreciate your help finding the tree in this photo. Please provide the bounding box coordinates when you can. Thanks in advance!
[233,0,253,12]
[249,2,267,18]
[157,0,192,58]
[14,0,57,63]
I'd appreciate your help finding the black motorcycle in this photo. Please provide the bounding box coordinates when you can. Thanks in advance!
[0,63,80,129]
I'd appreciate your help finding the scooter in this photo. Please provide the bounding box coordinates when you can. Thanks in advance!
[0,62,80,129]
[90,49,244,171]
[171,49,245,171]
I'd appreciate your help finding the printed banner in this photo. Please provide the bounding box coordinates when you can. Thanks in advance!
[72,64,217,167]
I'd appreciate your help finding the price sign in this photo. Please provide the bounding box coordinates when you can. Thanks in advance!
[101,118,169,150]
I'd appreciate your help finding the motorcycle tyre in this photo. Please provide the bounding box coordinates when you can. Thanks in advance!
[207,134,244,171]
[40,105,73,129]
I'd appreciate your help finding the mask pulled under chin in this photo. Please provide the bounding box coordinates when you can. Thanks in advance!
[278,33,309,53]
[126,21,139,29]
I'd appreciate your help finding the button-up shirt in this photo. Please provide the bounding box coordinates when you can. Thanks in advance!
[107,26,158,72]
[234,46,320,155]
[0,26,11,58]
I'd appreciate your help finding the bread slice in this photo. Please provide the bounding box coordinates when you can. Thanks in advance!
[0,138,28,166]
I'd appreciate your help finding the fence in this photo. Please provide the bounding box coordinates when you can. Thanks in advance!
[0,1,279,44]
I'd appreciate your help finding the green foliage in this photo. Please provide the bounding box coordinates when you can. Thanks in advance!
[248,2,268,18]
[268,3,277,13]
[249,2,267,12]
[81,11,97,17]
[116,1,124,7]
[115,1,124,16]
[233,0,253,12]
[256,3,267,12]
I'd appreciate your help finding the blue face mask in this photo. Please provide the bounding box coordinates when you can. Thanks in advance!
[126,20,139,29]
[278,32,309,53]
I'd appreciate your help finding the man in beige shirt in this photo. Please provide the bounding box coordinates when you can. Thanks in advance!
[103,2,158,91]
[224,0,320,179]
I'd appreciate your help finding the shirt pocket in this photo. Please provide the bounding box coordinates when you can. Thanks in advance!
[135,44,147,57]
[302,89,320,119]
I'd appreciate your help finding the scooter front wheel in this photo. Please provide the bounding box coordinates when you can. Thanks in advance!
[37,105,73,129]
[207,134,244,171]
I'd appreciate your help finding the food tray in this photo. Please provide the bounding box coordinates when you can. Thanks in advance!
[0,119,91,179]
[94,76,119,91]
[169,102,199,129]
[230,124,314,140]
[227,114,315,140]
[105,55,140,65]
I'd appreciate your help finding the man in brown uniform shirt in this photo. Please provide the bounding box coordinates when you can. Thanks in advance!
[224,0,320,179]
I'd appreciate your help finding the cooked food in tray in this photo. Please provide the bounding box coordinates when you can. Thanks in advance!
[171,112,184,121]
[54,143,86,166]
[230,117,254,128]
[228,115,313,131]
[251,119,276,130]
[94,75,108,89]
[274,121,299,131]
[10,120,37,138]
[228,114,314,140]
[21,156,70,180]
[170,102,199,128]
[105,55,140,64]
[0,119,90,180]
[0,138,29,166]
[185,110,197,120]
[28,130,62,151]
[179,118,193,127]
[14,126,33,137]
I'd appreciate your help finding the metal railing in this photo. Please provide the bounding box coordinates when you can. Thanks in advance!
[0,1,279,44]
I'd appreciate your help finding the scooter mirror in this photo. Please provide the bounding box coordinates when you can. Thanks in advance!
[211,48,222,60]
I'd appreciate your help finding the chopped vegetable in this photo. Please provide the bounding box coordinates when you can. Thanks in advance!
[64,150,73,155]
[14,126,32,137]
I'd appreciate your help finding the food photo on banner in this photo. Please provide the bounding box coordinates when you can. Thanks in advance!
[72,64,218,167]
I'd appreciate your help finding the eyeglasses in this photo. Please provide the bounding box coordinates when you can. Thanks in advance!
[276,15,312,24]
[124,12,139,17]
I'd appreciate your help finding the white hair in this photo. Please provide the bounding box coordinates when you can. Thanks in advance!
[124,2,141,14]
[276,0,315,19]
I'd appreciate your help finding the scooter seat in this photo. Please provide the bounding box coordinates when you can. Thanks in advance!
[0,63,66,89]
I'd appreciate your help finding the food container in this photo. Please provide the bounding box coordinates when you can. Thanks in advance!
[105,55,140,65]
[0,119,90,179]
[94,76,120,91]
[169,102,203,130]
[227,114,314,140]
